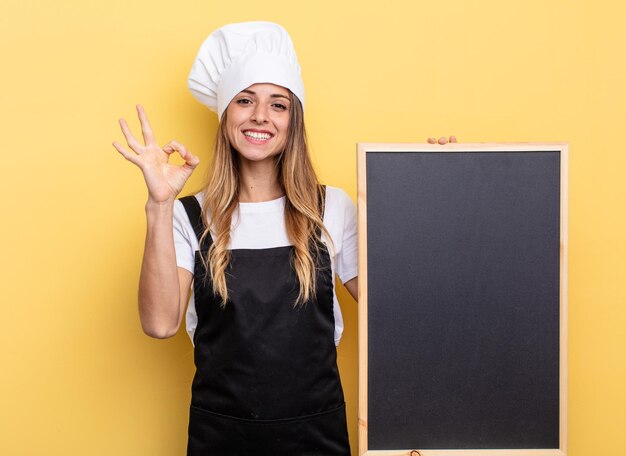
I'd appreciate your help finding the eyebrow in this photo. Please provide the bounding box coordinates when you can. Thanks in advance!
[241,89,290,100]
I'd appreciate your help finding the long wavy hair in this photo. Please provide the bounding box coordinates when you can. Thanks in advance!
[199,91,332,307]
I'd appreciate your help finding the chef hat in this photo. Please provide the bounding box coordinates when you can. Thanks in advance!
[188,21,305,120]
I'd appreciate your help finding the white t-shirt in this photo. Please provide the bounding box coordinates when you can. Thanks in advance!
[173,185,358,346]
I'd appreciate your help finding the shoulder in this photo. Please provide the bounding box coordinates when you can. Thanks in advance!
[322,185,357,236]
[324,185,355,212]
[321,186,358,280]
[176,191,206,208]
[174,191,207,223]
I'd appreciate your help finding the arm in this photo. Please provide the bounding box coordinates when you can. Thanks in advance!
[331,187,359,304]
[113,105,199,338]
[138,202,193,338]
[344,277,358,302]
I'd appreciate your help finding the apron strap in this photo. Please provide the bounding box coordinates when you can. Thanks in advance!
[179,195,210,247]
[317,185,326,239]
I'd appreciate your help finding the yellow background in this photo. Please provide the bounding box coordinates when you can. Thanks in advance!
[1,0,624,454]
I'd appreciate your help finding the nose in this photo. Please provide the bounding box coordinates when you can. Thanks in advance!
[250,104,268,124]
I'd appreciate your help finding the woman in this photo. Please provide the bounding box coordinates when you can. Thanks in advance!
[113,22,358,455]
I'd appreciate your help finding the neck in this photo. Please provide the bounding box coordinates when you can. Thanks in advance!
[238,157,284,203]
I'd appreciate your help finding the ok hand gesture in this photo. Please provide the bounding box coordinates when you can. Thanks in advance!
[113,105,199,204]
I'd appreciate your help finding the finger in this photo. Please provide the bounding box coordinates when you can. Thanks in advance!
[449,136,458,143]
[118,118,143,152]
[164,140,200,169]
[427,137,437,144]
[184,151,200,169]
[112,141,141,166]
[136,104,157,146]
[162,140,185,157]
[165,140,189,158]
[438,136,448,145]
[162,144,176,155]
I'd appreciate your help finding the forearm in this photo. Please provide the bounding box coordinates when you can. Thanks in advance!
[138,200,181,338]
[344,277,358,302]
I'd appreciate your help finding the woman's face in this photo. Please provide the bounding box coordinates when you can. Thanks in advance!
[225,83,291,165]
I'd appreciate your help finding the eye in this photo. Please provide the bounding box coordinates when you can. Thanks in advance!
[273,103,288,111]
[236,98,252,105]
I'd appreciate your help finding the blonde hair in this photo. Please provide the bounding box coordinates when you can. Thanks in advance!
[199,92,332,306]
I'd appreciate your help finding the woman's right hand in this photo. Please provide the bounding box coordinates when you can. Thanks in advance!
[113,104,200,204]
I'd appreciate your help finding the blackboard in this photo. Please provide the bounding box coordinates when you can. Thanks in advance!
[357,144,568,456]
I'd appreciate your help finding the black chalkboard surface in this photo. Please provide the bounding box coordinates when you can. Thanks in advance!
[357,144,568,456]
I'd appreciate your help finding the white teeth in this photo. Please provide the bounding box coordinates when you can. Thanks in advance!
[244,131,272,140]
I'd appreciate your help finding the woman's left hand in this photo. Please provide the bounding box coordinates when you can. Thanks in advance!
[427,136,458,145]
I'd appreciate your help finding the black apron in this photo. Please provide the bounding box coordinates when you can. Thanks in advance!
[180,190,350,456]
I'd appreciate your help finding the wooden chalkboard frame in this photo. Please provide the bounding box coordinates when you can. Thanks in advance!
[357,143,568,456]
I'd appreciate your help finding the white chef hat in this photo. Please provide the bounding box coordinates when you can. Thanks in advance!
[188,21,305,120]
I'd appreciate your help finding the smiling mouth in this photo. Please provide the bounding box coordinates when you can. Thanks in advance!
[243,130,273,141]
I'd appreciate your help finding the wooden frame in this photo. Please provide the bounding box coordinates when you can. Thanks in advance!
[356,143,569,456]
